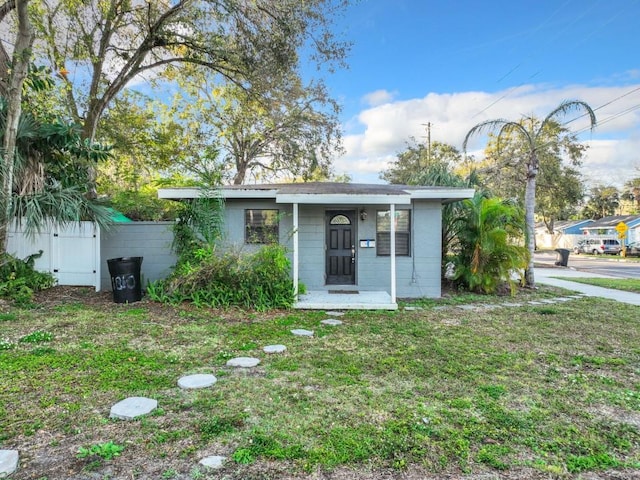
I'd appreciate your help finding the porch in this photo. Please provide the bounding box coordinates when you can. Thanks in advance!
[294,289,397,310]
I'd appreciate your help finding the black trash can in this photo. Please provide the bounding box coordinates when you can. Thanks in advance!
[107,257,143,303]
[554,248,570,267]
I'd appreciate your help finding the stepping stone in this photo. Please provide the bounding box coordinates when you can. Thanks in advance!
[554,297,572,302]
[502,302,523,307]
[291,329,314,337]
[479,304,501,310]
[457,304,477,310]
[441,318,462,326]
[433,306,450,311]
[403,306,423,311]
[321,319,343,326]
[528,301,544,305]
[110,397,157,420]
[0,450,19,477]
[263,344,287,354]
[178,374,217,389]
[325,311,345,317]
[226,357,260,368]
[199,455,226,469]
[540,299,557,304]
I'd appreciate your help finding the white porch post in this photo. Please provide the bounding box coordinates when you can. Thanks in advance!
[390,203,396,303]
[293,203,299,298]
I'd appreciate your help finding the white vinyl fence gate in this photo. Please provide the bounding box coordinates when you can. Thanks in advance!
[7,221,100,290]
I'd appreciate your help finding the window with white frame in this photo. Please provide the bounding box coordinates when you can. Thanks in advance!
[245,209,279,244]
[376,210,410,256]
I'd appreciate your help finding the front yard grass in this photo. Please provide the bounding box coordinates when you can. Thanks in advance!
[1,287,639,479]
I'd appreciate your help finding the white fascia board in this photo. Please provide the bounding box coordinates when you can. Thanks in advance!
[158,188,202,199]
[158,188,278,200]
[275,194,412,205]
[223,190,278,199]
[407,188,476,201]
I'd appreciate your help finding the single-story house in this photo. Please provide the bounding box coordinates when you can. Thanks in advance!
[580,215,640,244]
[159,182,474,310]
[535,219,594,235]
[534,219,595,249]
[553,220,595,235]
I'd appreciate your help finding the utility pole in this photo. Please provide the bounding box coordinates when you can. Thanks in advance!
[421,122,432,168]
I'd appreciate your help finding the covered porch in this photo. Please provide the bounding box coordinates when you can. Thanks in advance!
[294,289,397,310]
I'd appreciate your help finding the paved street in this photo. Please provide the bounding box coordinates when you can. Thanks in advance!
[534,251,640,279]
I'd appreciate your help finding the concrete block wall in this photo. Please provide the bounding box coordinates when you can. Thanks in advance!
[100,222,177,292]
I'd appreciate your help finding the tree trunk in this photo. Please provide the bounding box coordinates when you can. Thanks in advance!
[233,157,248,185]
[0,0,16,95]
[0,0,33,254]
[524,155,538,288]
[82,104,103,199]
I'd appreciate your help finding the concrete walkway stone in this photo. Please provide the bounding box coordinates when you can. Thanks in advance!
[178,374,217,389]
[321,319,343,326]
[226,357,260,368]
[0,450,19,477]
[536,267,640,306]
[199,455,226,469]
[291,329,314,337]
[263,344,286,354]
[325,311,345,316]
[110,397,157,420]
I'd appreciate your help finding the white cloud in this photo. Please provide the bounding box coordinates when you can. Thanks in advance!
[361,89,397,107]
[334,84,640,187]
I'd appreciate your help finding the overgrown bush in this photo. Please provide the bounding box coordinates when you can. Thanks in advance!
[0,252,56,306]
[147,244,294,310]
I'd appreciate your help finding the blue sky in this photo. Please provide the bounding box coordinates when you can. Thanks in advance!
[321,0,640,186]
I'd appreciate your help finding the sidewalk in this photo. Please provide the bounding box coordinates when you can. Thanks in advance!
[535,267,640,306]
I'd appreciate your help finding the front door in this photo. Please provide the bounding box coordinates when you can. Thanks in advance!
[326,210,356,285]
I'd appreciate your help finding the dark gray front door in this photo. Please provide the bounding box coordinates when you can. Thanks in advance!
[326,210,355,285]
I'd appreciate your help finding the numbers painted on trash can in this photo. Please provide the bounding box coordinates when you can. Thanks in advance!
[113,274,136,290]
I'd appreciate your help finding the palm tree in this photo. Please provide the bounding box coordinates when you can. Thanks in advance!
[0,98,112,252]
[463,101,596,288]
[0,0,33,252]
[452,194,529,295]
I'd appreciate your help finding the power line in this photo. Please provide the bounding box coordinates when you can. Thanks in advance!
[563,86,640,126]
[471,1,638,117]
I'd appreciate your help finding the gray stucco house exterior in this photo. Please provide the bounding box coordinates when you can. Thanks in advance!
[159,182,474,310]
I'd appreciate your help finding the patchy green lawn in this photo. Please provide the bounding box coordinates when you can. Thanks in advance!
[552,277,640,294]
[0,286,639,479]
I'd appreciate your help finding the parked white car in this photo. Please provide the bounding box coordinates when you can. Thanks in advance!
[573,238,622,255]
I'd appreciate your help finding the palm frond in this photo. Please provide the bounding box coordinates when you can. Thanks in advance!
[463,119,509,152]
[11,186,113,238]
[542,100,597,134]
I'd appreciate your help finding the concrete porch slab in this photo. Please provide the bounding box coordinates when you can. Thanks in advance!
[294,290,397,310]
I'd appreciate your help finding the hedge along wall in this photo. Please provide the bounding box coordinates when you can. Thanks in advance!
[100,222,177,292]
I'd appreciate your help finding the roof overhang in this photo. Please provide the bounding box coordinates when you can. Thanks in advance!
[407,188,476,204]
[158,185,475,204]
[275,193,412,204]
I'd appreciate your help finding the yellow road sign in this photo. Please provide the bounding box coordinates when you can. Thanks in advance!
[616,222,628,235]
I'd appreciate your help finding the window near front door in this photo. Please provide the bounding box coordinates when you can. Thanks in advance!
[245,209,279,244]
[376,210,410,256]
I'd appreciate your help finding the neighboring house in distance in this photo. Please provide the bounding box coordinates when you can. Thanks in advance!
[580,215,640,244]
[535,219,594,249]
[159,182,474,310]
